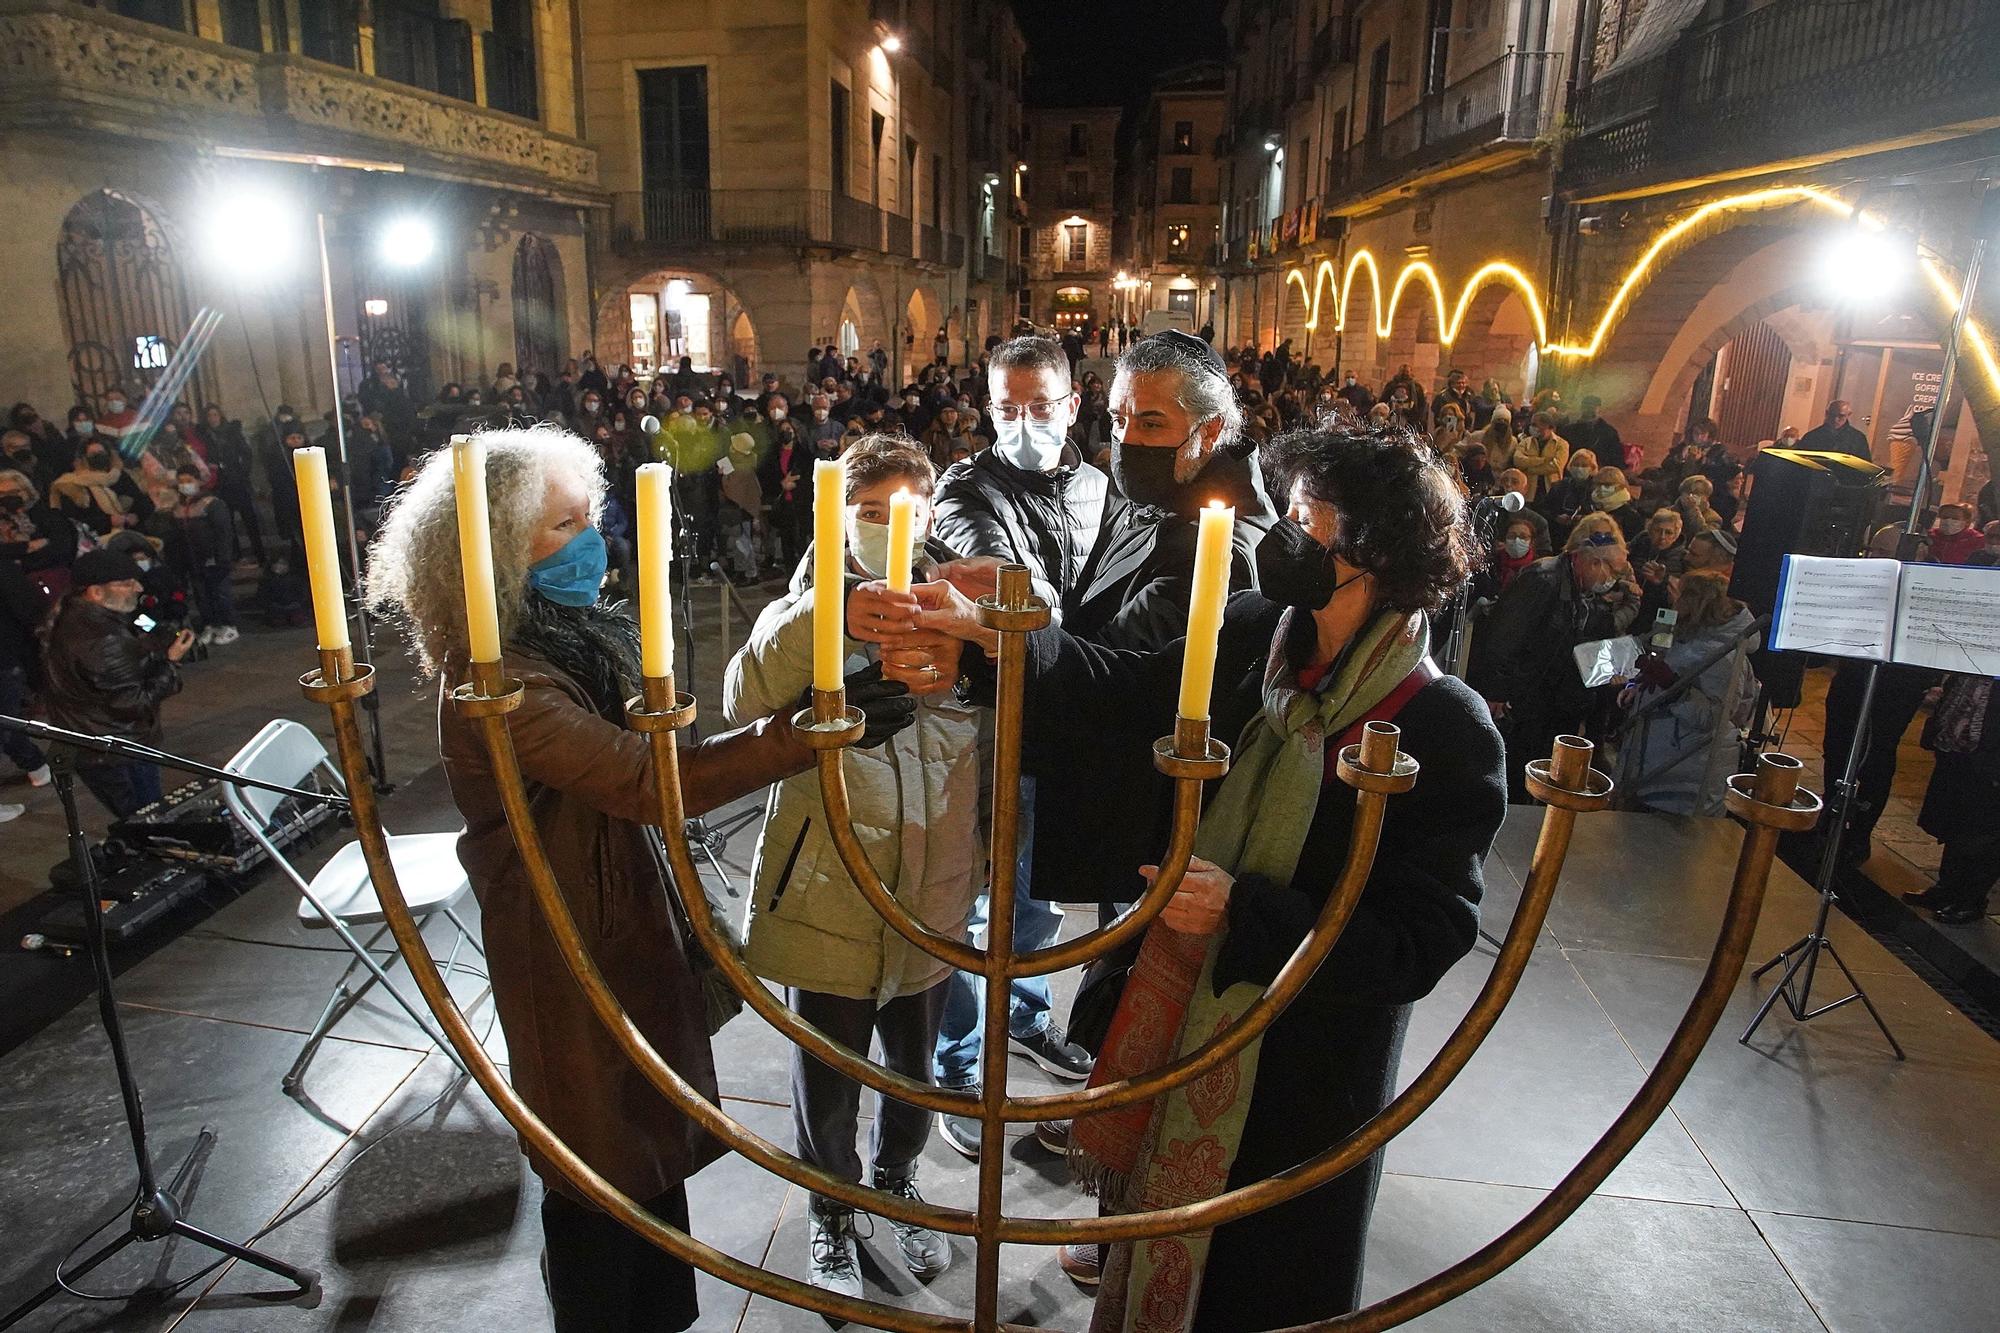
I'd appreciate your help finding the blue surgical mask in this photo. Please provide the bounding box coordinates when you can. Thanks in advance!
[526,526,606,607]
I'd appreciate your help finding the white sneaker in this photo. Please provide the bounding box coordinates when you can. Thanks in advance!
[805,1200,863,1300]
[27,765,51,788]
[0,803,24,823]
[196,626,216,646]
[209,625,240,645]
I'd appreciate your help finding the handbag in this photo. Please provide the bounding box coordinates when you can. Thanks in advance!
[646,829,744,1035]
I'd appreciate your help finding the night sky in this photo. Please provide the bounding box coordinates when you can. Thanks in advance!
[1012,0,1228,111]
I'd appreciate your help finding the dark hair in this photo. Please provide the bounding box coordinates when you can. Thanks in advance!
[1259,422,1476,614]
[988,336,1070,389]
[843,433,936,501]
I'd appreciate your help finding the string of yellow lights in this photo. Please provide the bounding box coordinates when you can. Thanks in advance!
[1278,184,1997,396]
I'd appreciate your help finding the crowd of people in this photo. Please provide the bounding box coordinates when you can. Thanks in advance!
[2,324,1995,1330]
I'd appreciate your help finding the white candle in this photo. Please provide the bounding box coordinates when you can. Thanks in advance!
[813,457,847,691]
[291,446,349,651]
[450,435,502,665]
[636,463,674,678]
[885,487,916,593]
[1177,501,1235,721]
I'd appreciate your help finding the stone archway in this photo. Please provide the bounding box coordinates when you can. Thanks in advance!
[594,265,763,380]
[1454,282,1539,400]
[56,188,215,416]
[510,233,567,381]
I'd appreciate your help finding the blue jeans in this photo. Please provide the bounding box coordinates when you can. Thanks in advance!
[78,761,163,818]
[0,667,47,773]
[934,776,1062,1086]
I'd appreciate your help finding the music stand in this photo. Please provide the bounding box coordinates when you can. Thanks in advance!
[1736,664,1905,1057]
[0,716,338,1326]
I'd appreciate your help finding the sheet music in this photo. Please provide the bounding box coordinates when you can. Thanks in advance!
[1771,556,1899,660]
[1891,563,2000,676]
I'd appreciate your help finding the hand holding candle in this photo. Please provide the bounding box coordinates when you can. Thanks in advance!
[1177,500,1235,722]
[635,463,674,678]
[292,446,350,652]
[450,435,502,666]
[812,457,847,691]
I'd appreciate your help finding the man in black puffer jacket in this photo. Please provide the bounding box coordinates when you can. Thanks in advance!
[41,549,194,815]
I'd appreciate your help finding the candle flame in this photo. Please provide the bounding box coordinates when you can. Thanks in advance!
[1207,498,1223,509]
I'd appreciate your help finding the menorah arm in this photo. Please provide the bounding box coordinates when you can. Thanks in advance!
[999,722,1416,1124]
[454,686,980,1238]
[309,657,976,1333]
[1274,753,1819,1333]
[633,684,981,1119]
[997,735,1612,1246]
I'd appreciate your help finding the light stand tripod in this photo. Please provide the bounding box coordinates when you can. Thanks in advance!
[669,475,760,887]
[1446,492,1522,953]
[0,717,335,1327]
[1737,663,1905,1056]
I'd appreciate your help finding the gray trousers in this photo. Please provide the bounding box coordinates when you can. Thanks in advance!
[788,982,948,1191]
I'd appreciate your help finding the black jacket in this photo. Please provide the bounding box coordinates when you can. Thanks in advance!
[1011,594,1504,1325]
[42,598,182,747]
[934,445,1117,613]
[1798,420,1872,459]
[1467,554,1614,724]
[1065,452,1276,651]
[0,502,79,575]
[0,560,43,675]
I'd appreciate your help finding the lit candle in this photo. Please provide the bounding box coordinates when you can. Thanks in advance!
[292,446,349,652]
[635,462,674,678]
[885,487,916,594]
[450,435,502,665]
[813,457,847,691]
[1177,500,1235,721]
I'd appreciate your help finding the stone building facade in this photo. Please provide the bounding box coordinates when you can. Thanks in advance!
[1022,105,1122,335]
[1120,64,1228,333]
[578,0,1026,390]
[0,0,597,423]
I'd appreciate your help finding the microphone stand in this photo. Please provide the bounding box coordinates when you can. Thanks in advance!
[0,716,334,1326]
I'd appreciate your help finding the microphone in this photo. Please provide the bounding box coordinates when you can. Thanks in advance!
[1476,490,1525,514]
[640,414,661,437]
[21,933,75,958]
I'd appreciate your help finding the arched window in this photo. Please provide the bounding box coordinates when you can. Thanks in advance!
[57,190,212,416]
[511,234,566,380]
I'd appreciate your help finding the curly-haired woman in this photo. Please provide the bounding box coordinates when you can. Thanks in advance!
[905,421,1507,1330]
[368,425,914,1333]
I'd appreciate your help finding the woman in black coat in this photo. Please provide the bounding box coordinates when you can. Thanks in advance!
[908,422,1506,1330]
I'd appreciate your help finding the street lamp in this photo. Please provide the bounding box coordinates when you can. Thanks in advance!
[879,32,902,53]
[1818,216,1915,306]
[204,158,427,790]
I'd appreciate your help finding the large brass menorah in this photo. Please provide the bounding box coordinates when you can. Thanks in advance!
[299,563,1819,1332]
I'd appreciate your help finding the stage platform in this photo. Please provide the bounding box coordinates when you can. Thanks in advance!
[1,785,1996,1331]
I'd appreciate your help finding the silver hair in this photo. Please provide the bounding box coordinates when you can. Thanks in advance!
[1112,338,1243,452]
[366,424,605,678]
[0,467,39,506]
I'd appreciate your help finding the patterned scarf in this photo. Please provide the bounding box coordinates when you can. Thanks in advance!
[1081,607,1428,1333]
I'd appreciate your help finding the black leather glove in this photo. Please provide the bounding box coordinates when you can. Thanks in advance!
[802,662,915,749]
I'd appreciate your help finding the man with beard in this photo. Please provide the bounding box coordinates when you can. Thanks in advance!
[1072,331,1275,648]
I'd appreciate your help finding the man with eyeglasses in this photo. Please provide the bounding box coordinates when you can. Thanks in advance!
[925,335,1115,1153]
[1797,398,1871,460]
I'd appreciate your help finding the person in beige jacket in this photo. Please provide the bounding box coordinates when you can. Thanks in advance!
[1511,410,1571,503]
[723,434,985,1300]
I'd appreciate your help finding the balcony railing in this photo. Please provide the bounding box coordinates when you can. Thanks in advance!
[886,211,914,257]
[920,223,944,263]
[482,31,538,121]
[606,190,887,252]
[1563,0,1995,191]
[1008,262,1028,290]
[973,247,1002,281]
[373,1,474,102]
[945,232,966,267]
[1337,49,1560,206]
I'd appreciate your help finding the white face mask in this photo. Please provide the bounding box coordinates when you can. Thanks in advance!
[813,408,829,422]
[848,517,926,580]
[1593,485,1624,505]
[106,399,126,414]
[1503,536,1531,559]
[177,481,200,497]
[1939,519,1965,535]
[769,408,787,422]
[997,415,1066,472]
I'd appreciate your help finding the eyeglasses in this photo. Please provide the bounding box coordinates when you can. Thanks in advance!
[990,399,1064,424]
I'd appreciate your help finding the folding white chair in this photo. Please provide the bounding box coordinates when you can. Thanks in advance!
[221,720,484,1094]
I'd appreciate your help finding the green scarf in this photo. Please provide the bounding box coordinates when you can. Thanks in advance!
[1090,607,1429,1333]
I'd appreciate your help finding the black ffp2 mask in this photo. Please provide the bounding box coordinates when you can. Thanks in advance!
[1255,517,1366,610]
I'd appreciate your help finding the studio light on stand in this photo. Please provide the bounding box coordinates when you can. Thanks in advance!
[1739,203,1960,1058]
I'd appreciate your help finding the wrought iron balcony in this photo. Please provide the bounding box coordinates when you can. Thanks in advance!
[1562,0,1996,193]
[1334,49,1561,209]
[604,190,886,254]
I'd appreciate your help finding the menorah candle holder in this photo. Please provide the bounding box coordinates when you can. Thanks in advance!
[299,570,1822,1332]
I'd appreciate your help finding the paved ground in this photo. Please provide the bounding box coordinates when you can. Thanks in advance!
[2,584,1997,1331]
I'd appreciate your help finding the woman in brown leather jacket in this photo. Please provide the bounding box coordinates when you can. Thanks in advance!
[367,425,912,1333]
